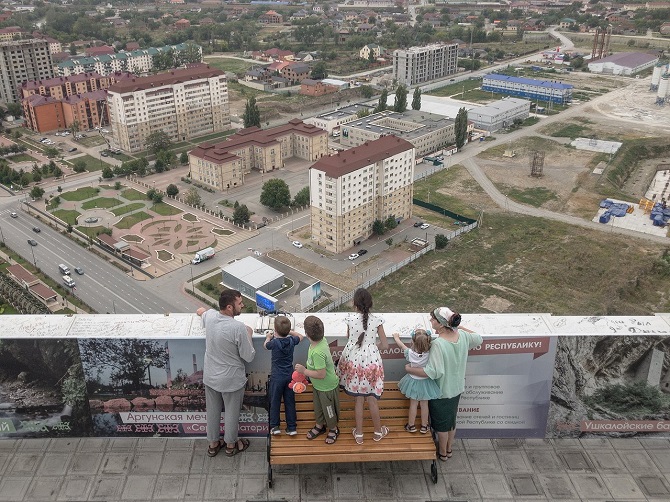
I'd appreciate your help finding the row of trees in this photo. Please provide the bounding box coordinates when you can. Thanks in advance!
[373,85,423,114]
[260,179,309,210]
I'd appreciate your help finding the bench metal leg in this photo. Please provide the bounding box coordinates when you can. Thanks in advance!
[266,435,273,488]
[430,459,438,484]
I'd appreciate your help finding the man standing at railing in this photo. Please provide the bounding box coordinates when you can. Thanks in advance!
[197,289,256,457]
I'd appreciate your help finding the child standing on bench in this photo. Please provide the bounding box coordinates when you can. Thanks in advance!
[264,315,304,436]
[393,329,441,434]
[294,315,340,444]
[338,288,389,444]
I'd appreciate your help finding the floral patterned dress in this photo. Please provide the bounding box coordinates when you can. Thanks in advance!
[337,312,385,398]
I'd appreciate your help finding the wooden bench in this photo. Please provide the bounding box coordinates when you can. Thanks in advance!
[267,381,438,487]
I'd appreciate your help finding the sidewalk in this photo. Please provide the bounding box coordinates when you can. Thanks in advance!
[1,436,669,501]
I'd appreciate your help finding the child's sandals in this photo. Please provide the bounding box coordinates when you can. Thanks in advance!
[306,425,326,440]
[420,424,429,434]
[352,428,364,445]
[325,428,339,444]
[404,423,417,433]
[373,425,389,442]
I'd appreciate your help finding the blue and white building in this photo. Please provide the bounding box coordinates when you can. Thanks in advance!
[482,74,573,105]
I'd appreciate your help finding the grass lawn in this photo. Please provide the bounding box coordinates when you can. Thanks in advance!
[121,188,146,201]
[0,301,20,314]
[183,213,198,222]
[112,152,133,162]
[115,211,152,229]
[60,187,100,201]
[112,203,146,216]
[52,209,81,224]
[414,166,481,220]
[495,185,559,207]
[365,213,670,315]
[194,129,236,142]
[152,202,182,216]
[76,225,107,238]
[426,79,482,97]
[81,197,123,209]
[74,154,113,172]
[547,123,592,139]
[7,153,37,163]
[204,57,256,76]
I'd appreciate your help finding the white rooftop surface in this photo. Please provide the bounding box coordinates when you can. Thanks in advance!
[571,137,622,153]
[644,167,670,201]
[3,313,670,339]
[222,256,283,289]
[592,197,668,238]
[385,93,474,118]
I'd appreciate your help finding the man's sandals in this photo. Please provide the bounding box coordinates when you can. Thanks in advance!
[207,438,250,457]
[325,428,339,444]
[306,425,326,440]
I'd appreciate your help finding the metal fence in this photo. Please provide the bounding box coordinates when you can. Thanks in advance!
[317,221,478,313]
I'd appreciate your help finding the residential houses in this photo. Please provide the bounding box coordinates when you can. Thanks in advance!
[0,38,53,103]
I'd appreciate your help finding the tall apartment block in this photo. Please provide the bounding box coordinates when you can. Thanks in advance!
[393,42,458,87]
[107,64,230,153]
[0,38,53,103]
[309,135,415,254]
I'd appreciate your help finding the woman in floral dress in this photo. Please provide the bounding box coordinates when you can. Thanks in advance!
[337,288,389,444]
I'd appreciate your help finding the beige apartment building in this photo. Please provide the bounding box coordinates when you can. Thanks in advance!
[393,42,458,87]
[309,135,415,254]
[189,118,328,191]
[106,64,229,153]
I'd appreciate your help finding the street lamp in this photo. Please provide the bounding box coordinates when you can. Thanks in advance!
[144,357,153,387]
[29,244,37,267]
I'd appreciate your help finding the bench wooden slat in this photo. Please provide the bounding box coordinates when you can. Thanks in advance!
[271,451,435,465]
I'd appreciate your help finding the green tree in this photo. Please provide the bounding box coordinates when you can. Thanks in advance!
[372,219,385,235]
[242,97,261,128]
[293,186,309,206]
[114,181,122,190]
[393,84,408,112]
[52,166,63,178]
[31,170,42,183]
[73,160,87,173]
[384,216,397,230]
[145,130,172,155]
[166,184,179,197]
[360,85,374,98]
[260,179,291,210]
[356,108,371,118]
[311,61,328,80]
[385,237,393,248]
[233,204,251,225]
[30,186,45,199]
[184,187,201,206]
[69,120,80,139]
[411,87,422,110]
[435,234,448,249]
[455,107,468,150]
[6,103,22,117]
[180,151,189,165]
[374,89,388,113]
[101,166,114,179]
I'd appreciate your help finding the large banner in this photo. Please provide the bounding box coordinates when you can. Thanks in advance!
[2,313,669,439]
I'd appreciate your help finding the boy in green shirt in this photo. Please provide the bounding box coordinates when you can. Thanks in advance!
[294,315,340,444]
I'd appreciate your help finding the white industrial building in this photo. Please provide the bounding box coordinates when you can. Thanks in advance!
[587,52,658,76]
[469,97,531,132]
[221,256,285,299]
[304,103,375,134]
[393,43,458,86]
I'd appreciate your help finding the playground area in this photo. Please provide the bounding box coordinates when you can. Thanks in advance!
[46,185,253,276]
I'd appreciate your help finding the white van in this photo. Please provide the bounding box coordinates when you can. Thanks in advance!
[62,275,75,288]
[59,264,70,275]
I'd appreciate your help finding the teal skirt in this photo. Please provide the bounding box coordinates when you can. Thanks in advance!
[429,394,461,432]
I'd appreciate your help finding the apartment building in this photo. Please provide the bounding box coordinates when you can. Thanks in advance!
[309,135,415,254]
[482,74,573,104]
[393,42,458,86]
[0,38,53,103]
[189,118,328,191]
[107,64,230,153]
[21,72,134,132]
[340,109,455,157]
[56,43,202,77]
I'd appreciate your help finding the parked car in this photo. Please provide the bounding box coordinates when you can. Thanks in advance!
[357,249,367,256]
[101,129,110,134]
[100,151,109,157]
[10,212,17,218]
[413,221,423,227]
[74,267,84,275]
[348,253,359,260]
[420,223,430,230]
[27,239,37,246]
[32,227,40,233]
[292,241,303,248]
[68,147,77,153]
